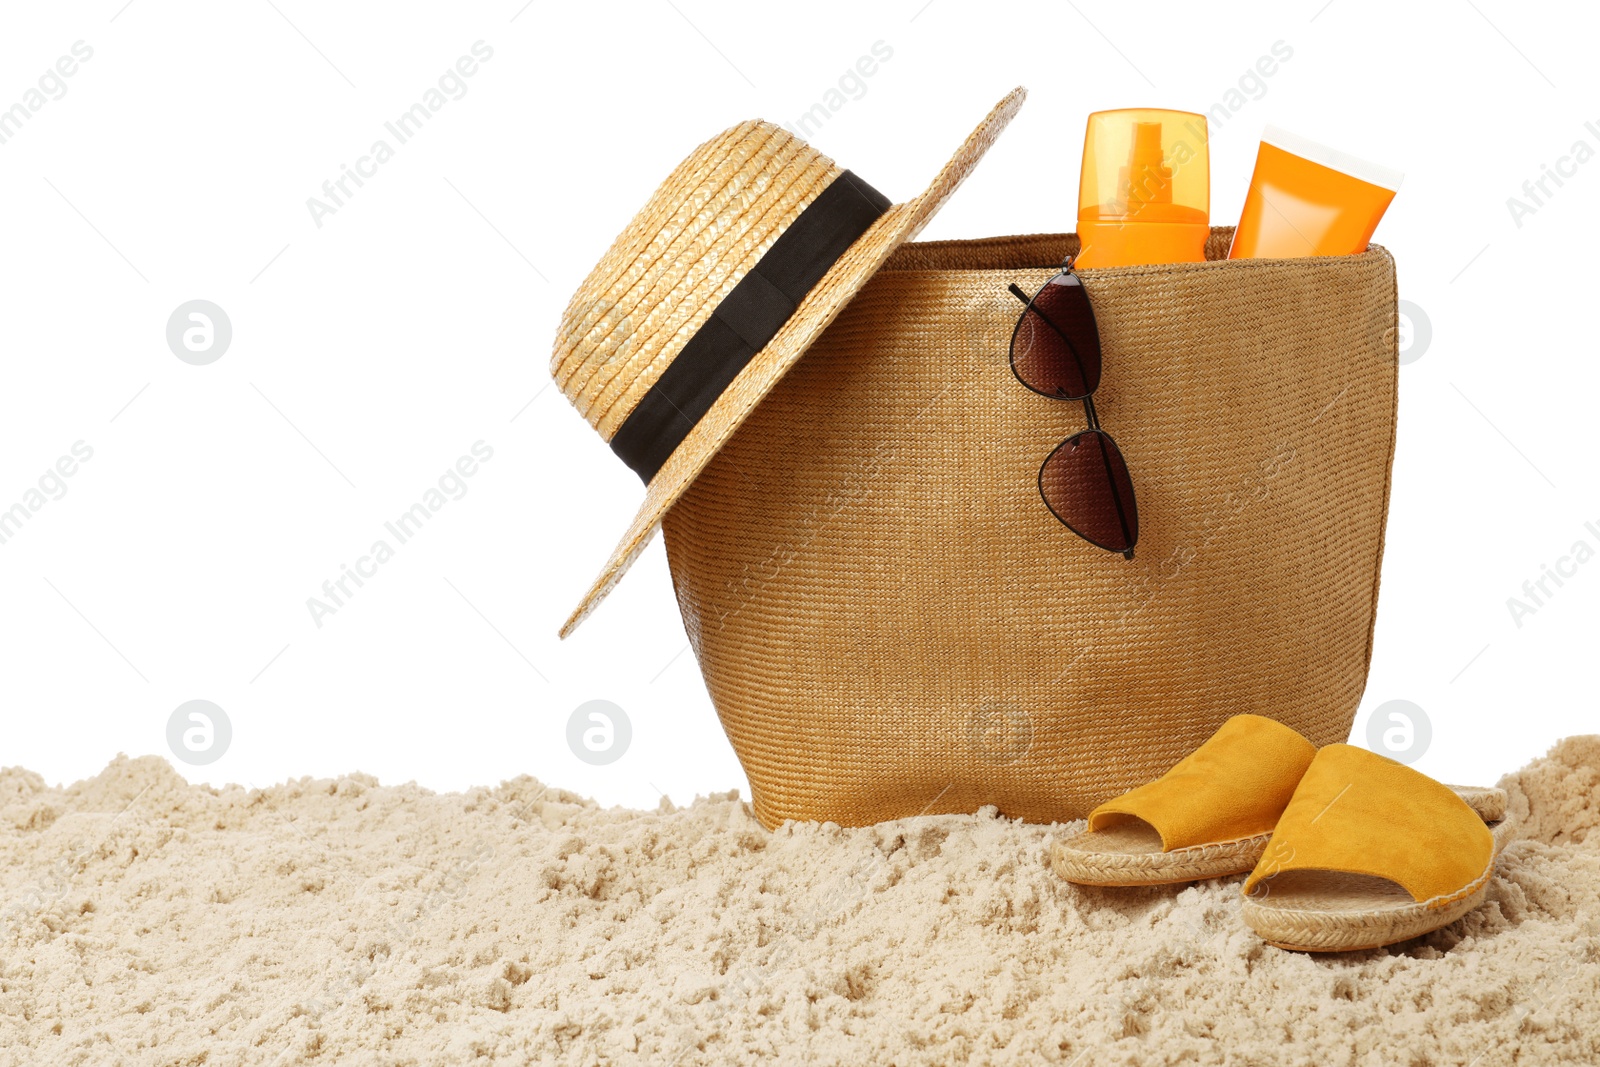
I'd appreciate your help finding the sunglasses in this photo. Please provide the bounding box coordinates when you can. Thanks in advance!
[1006,261,1139,559]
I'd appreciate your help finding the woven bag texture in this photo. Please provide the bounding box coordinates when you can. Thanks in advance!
[662,228,1399,829]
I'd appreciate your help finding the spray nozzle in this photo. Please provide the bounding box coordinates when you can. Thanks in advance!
[1119,121,1174,210]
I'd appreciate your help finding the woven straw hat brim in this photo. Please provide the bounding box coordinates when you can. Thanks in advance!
[560,87,1026,638]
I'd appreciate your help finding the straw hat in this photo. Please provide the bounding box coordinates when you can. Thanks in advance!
[552,87,1027,637]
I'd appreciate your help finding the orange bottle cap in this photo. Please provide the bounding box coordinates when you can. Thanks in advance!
[1076,109,1210,268]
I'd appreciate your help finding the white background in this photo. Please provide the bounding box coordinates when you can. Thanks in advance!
[1,0,1594,810]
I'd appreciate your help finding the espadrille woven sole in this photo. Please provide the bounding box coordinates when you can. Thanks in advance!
[1242,818,1514,952]
[1051,825,1271,886]
[1447,784,1506,824]
[1052,786,1506,888]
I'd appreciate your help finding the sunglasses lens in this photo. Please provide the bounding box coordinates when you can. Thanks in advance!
[1011,271,1102,399]
[1039,430,1138,553]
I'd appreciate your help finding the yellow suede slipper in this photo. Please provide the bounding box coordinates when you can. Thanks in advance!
[1241,744,1513,952]
[1051,716,1505,888]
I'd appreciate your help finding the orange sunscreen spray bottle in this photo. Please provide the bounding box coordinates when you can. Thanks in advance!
[1075,109,1210,269]
[1229,126,1404,259]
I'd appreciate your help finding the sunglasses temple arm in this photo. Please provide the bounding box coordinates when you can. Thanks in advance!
[1007,283,1032,305]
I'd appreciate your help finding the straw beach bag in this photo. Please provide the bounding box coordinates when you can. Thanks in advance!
[660,229,1399,829]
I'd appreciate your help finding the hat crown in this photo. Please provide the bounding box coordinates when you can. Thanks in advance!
[552,122,843,441]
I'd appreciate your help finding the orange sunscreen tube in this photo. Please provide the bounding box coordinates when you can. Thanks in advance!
[1228,126,1403,259]
[1076,109,1210,268]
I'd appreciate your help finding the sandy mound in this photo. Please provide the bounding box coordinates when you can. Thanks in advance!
[2,738,1597,1066]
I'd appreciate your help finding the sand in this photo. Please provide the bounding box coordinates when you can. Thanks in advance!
[2,738,1597,1066]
